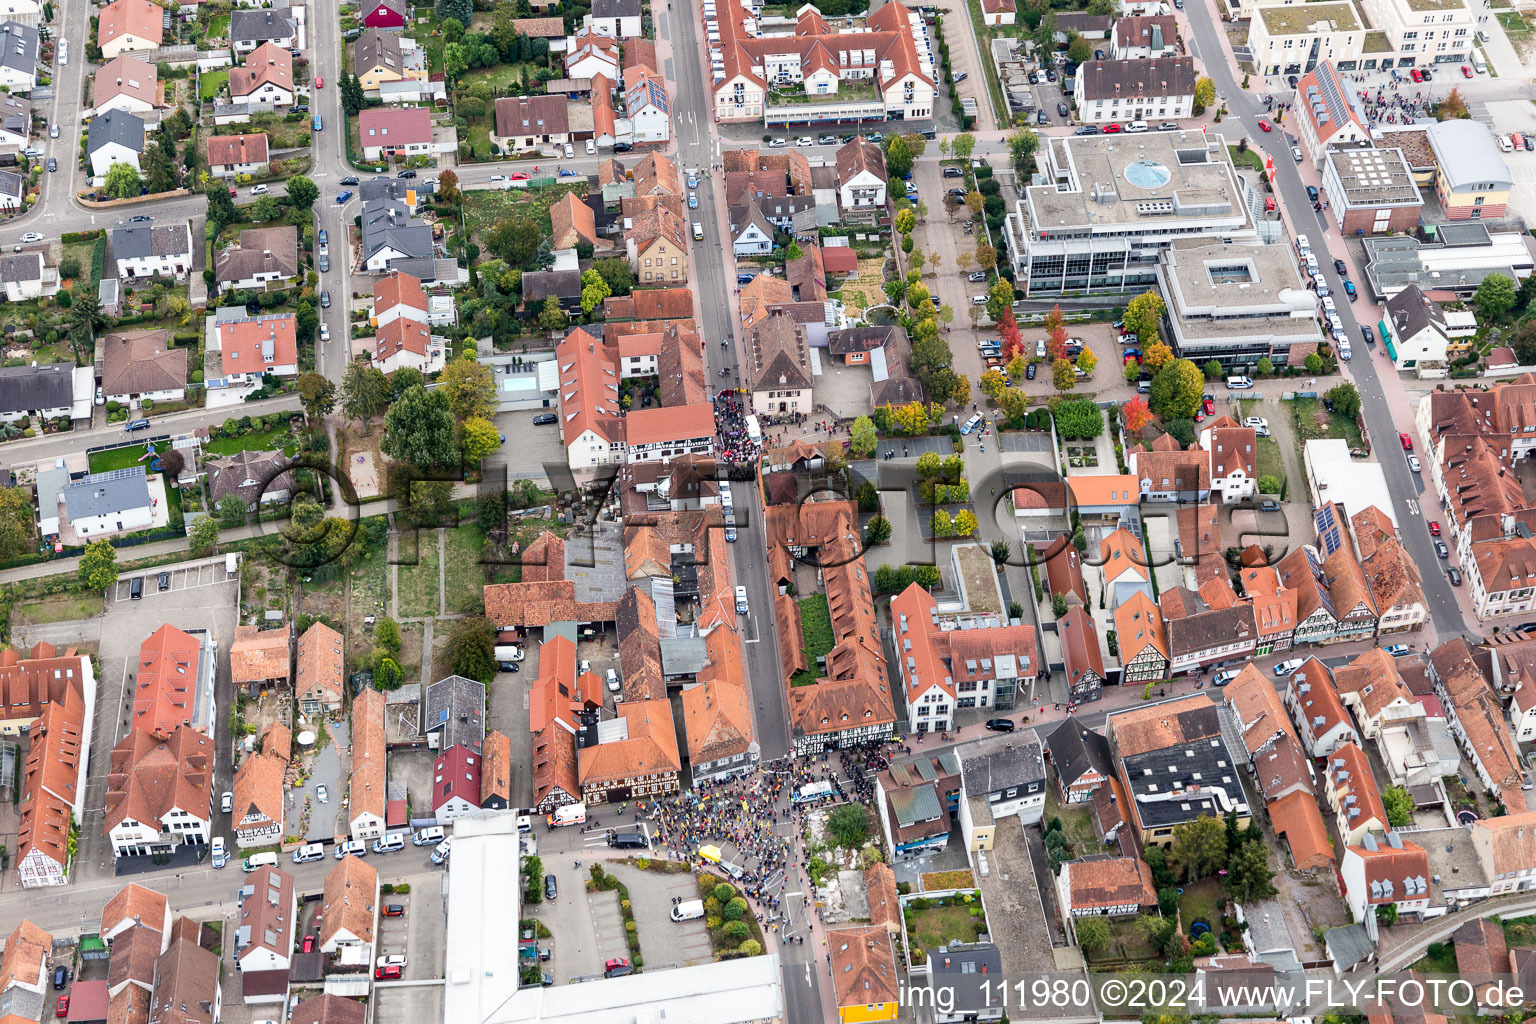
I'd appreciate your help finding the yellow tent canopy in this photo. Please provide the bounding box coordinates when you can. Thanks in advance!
[697,844,722,863]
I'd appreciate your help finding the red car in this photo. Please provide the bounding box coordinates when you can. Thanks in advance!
[1202,397,1216,415]
[301,935,316,954]
[56,997,68,1019]
[315,76,324,88]
[1101,123,1122,134]
[1194,410,1205,423]
[1461,64,1472,78]
[375,965,402,980]
[1429,521,1442,537]
[1410,68,1424,82]
[510,171,530,180]
[228,187,238,196]
[1399,432,1413,451]
[1257,120,1272,132]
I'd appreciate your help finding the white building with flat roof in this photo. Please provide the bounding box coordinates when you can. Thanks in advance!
[1004,131,1260,297]
[1304,439,1397,530]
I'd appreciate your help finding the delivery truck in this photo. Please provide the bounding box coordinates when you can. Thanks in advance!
[546,802,587,827]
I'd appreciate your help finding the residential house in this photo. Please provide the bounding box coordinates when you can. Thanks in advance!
[1099,527,1153,611]
[1340,831,1431,923]
[1129,433,1210,503]
[104,726,214,859]
[229,43,295,108]
[359,106,434,161]
[432,746,480,823]
[59,468,154,540]
[93,55,159,117]
[576,699,681,804]
[1159,584,1257,676]
[291,997,366,1024]
[830,927,899,1024]
[1333,648,1415,738]
[373,317,444,375]
[1325,741,1389,845]
[1105,695,1251,845]
[0,920,51,1019]
[627,202,689,284]
[564,30,619,81]
[348,689,386,841]
[589,0,643,37]
[728,202,775,257]
[554,328,625,473]
[1433,636,1529,813]
[1113,590,1167,683]
[97,0,161,58]
[151,925,222,1024]
[490,95,571,153]
[1321,543,1379,642]
[980,0,1016,26]
[1043,720,1112,803]
[1469,811,1536,895]
[230,9,298,55]
[233,866,296,973]
[0,361,70,423]
[624,403,715,463]
[101,884,171,945]
[549,192,603,251]
[16,691,87,888]
[371,270,438,330]
[0,94,29,151]
[1268,787,1336,872]
[0,166,20,211]
[749,310,813,417]
[875,752,961,858]
[480,730,511,810]
[359,197,435,273]
[0,22,36,94]
[681,676,757,786]
[87,109,145,185]
[216,225,299,290]
[1201,423,1257,503]
[1059,605,1106,705]
[113,219,194,280]
[318,856,377,955]
[134,624,213,739]
[230,744,285,848]
[624,66,670,143]
[1284,656,1359,757]
[361,0,406,30]
[421,675,485,755]
[0,252,61,308]
[296,621,344,716]
[1240,564,1297,654]
[1276,546,1341,644]
[207,133,269,178]
[212,312,298,382]
[1112,14,1178,57]
[835,138,887,222]
[959,739,1046,824]
[1060,856,1157,932]
[522,269,584,316]
[207,450,294,515]
[1073,56,1196,124]
[228,625,289,696]
[352,29,423,92]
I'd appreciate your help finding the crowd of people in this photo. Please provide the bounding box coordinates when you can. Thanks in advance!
[1356,87,1430,127]
[711,389,761,465]
[638,772,792,910]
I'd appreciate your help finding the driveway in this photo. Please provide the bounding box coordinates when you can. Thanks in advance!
[291,719,348,842]
[528,858,629,984]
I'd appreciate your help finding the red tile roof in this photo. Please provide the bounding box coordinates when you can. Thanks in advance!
[207,133,269,169]
[359,106,433,148]
[625,402,714,445]
[134,625,201,739]
[217,314,296,375]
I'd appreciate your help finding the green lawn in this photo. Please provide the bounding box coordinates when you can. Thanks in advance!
[1254,435,1286,490]
[1228,145,1265,172]
[462,182,588,243]
[1410,941,1459,975]
[397,527,441,618]
[12,592,104,625]
[60,241,95,290]
[1177,877,1225,934]
[1503,914,1536,947]
[1290,398,1364,448]
[89,442,164,473]
[199,70,228,102]
[205,13,230,37]
[204,427,297,457]
[1085,916,1161,968]
[1045,790,1102,858]
[907,904,986,956]
[797,595,834,659]
[443,522,491,615]
[1498,10,1531,33]
[457,63,542,92]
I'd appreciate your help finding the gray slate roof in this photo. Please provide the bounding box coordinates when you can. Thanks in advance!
[0,22,39,78]
[0,94,27,137]
[88,109,146,156]
[0,168,21,199]
[927,944,1003,1013]
[0,250,41,284]
[959,738,1045,796]
[592,0,643,18]
[114,220,193,260]
[422,674,485,754]
[359,198,434,263]
[0,361,73,414]
[231,9,296,41]
[62,467,152,520]
[522,269,582,304]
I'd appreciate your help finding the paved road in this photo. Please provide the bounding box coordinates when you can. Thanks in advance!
[1182,0,1469,645]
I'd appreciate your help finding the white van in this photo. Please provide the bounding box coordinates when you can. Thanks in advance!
[671,899,705,922]
[291,843,325,864]
[1472,52,1487,73]
[516,815,533,834]
[243,852,278,872]
[970,295,987,305]
[372,832,408,854]
[735,585,749,614]
[430,837,453,865]
[1295,234,1310,255]
[1124,120,1149,133]
[412,826,445,847]
[1500,134,1515,154]
[1035,338,1046,359]
[693,222,704,241]
[1226,376,1254,390]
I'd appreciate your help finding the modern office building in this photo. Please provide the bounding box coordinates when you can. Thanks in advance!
[1362,223,1536,300]
[1004,131,1259,297]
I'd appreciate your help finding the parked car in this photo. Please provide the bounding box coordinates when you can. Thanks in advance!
[46,158,55,173]
[544,874,559,900]
[1157,121,1178,131]
[984,718,1015,732]
[55,998,67,1019]
[604,958,633,978]
[967,271,987,282]
[1272,659,1305,676]
[1428,521,1442,536]
[1408,454,1421,473]
[316,784,328,803]
[533,412,557,425]
[335,839,367,858]
[340,176,360,185]
[1259,501,1281,512]
[53,967,68,990]
[382,904,406,917]
[321,290,331,308]
[374,966,402,981]
[318,255,329,272]
[1435,540,1450,559]
[301,935,316,954]
[1025,362,1036,380]
[221,791,233,813]
[211,836,227,868]
[1448,566,1463,585]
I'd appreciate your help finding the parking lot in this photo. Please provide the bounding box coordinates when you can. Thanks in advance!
[372,884,446,1024]
[528,852,632,984]
[112,559,236,601]
[606,863,714,970]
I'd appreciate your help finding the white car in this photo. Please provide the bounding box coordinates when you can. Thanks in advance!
[19,232,42,243]
[489,174,508,182]
[768,138,787,148]
[377,955,407,970]
[795,137,814,147]
[251,184,269,195]
[1272,659,1305,677]
[606,667,620,692]
[1243,416,1267,432]
[319,323,330,342]
[221,791,233,813]
[211,836,227,868]
[586,139,596,154]
[1408,454,1421,473]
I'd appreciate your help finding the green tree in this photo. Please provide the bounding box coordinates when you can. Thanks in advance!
[1476,273,1518,320]
[915,450,943,478]
[895,207,916,235]
[217,494,249,523]
[1066,35,1091,62]
[930,509,953,537]
[1203,359,1223,380]
[827,805,869,848]
[251,195,280,222]
[985,277,1015,321]
[1305,352,1325,374]
[1054,399,1103,439]
[340,74,366,115]
[1382,786,1414,827]
[537,295,569,331]
[446,616,497,683]
[1123,291,1166,341]
[909,334,955,399]
[579,268,611,314]
[383,385,459,470]
[460,415,502,464]
[1007,127,1040,173]
[296,371,335,424]
[78,539,119,592]
[1224,839,1278,903]
[1194,76,1216,113]
[1149,359,1203,421]
[952,509,978,536]
[341,359,391,432]
[188,515,220,555]
[1052,357,1076,392]
[104,162,142,199]
[849,415,878,457]
[296,300,319,341]
[1326,382,1362,419]
[284,175,320,211]
[1169,816,1228,880]
[1258,474,1281,493]
[951,132,976,161]
[979,368,1008,401]
[205,173,237,227]
[0,486,35,560]
[883,134,914,178]
[374,617,402,657]
[374,656,403,689]
[865,515,892,546]
[438,356,497,420]
[1076,916,1109,953]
